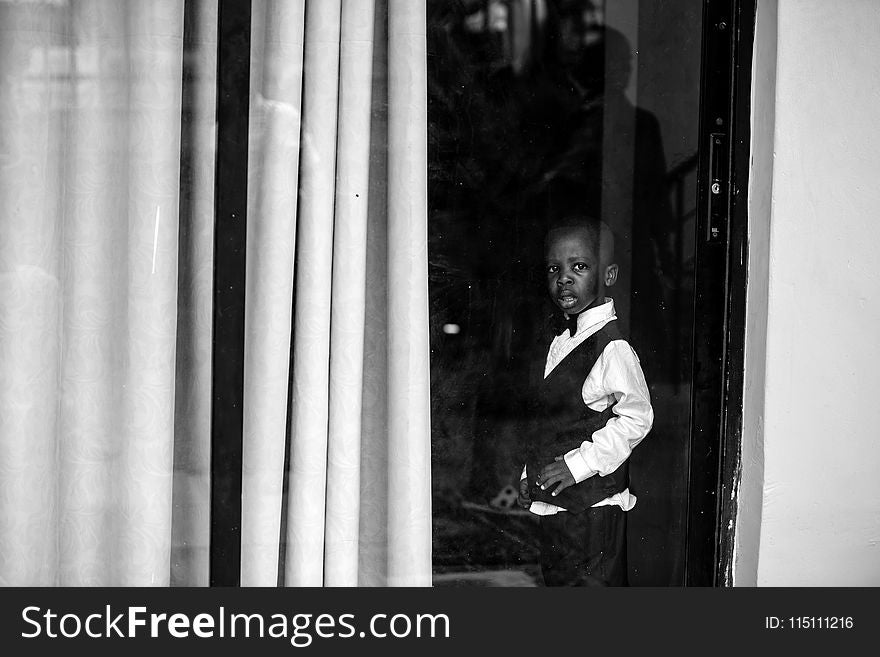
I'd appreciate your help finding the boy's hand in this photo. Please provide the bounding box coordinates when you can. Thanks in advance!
[518,478,531,509]
[537,457,575,498]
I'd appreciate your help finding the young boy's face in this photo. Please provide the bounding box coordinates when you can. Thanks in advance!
[544,227,615,315]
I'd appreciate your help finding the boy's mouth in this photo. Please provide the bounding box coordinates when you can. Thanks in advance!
[557,292,577,309]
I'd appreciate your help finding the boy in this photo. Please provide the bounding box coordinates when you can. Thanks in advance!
[518,218,653,586]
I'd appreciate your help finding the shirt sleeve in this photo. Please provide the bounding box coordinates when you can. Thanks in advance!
[563,340,654,483]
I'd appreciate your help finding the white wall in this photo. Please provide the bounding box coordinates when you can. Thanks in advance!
[740,0,880,585]
[735,0,776,587]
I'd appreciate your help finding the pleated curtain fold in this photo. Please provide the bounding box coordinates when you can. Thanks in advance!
[0,0,430,587]
[241,0,431,587]
[0,0,186,586]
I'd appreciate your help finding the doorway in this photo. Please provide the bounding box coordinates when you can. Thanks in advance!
[428,0,750,586]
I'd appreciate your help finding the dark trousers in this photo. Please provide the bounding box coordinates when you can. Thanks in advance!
[538,505,628,587]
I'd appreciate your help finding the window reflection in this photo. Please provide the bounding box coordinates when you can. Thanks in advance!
[429,0,701,586]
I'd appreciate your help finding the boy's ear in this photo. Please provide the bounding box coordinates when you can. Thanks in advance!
[604,264,619,287]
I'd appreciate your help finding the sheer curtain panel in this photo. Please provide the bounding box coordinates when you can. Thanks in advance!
[0,0,188,586]
[241,0,431,587]
[0,0,430,587]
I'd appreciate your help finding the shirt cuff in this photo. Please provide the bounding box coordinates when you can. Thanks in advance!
[564,448,596,483]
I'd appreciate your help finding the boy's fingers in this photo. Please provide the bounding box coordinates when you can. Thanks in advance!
[537,462,567,487]
[537,459,575,493]
[539,472,563,490]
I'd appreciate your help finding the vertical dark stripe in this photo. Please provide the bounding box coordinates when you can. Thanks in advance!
[686,0,731,587]
[210,0,251,587]
[716,0,756,586]
[685,0,752,586]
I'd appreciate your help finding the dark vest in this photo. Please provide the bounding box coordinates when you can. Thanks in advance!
[523,320,629,513]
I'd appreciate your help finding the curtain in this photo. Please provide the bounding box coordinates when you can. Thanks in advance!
[0,0,188,586]
[0,0,430,587]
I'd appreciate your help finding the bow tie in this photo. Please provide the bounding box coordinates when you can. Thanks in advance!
[552,312,579,338]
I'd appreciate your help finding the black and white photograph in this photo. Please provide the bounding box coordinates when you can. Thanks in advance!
[0,0,878,650]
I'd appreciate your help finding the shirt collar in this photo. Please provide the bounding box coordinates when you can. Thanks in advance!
[570,297,616,336]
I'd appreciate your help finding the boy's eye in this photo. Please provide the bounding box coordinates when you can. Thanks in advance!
[546,265,559,274]
[573,262,588,271]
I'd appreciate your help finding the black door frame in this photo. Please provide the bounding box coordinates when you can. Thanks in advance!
[209,0,252,587]
[686,0,755,586]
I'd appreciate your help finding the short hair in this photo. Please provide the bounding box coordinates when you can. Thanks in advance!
[545,216,616,266]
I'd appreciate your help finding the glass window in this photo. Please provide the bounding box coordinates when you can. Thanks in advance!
[429,0,703,586]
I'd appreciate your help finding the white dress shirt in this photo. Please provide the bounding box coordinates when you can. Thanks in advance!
[524,298,654,515]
